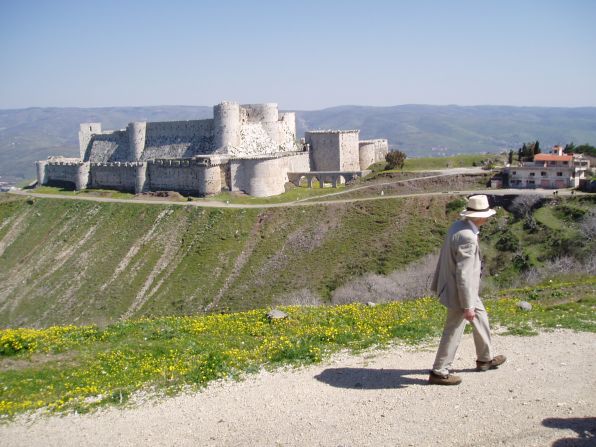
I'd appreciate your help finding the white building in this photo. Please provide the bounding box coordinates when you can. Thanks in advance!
[503,146,590,189]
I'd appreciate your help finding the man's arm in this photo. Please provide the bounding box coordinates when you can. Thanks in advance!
[454,235,478,311]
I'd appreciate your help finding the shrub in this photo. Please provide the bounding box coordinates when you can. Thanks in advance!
[385,151,407,170]
[446,198,466,213]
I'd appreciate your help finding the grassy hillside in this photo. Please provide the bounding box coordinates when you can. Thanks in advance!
[0,194,455,328]
[1,193,594,330]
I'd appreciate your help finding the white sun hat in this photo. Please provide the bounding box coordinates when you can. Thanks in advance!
[460,194,496,218]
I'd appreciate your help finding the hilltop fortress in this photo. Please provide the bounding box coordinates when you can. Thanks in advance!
[35,102,388,197]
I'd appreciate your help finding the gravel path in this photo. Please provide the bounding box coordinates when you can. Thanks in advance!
[2,330,594,446]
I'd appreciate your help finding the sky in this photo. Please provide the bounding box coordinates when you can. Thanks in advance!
[0,0,595,110]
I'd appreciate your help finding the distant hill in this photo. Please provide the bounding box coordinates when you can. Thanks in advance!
[1,104,596,179]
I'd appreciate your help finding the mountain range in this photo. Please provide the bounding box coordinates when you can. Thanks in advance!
[1,104,595,180]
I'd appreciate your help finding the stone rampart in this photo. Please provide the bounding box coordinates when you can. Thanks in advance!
[142,119,214,160]
[86,130,130,163]
[230,151,309,197]
[90,162,138,191]
[42,159,90,190]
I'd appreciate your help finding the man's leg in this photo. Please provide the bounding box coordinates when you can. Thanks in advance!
[432,307,466,376]
[470,301,492,363]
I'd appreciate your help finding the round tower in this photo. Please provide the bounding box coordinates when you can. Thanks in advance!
[359,141,376,170]
[213,102,240,150]
[135,162,148,193]
[75,162,91,191]
[35,160,48,186]
[245,103,279,144]
[127,122,147,161]
[199,165,222,195]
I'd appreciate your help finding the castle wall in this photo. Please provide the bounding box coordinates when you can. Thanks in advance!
[230,152,309,197]
[145,159,222,195]
[147,159,201,193]
[90,163,137,191]
[339,131,360,171]
[142,119,214,160]
[359,139,388,170]
[305,131,341,171]
[43,160,90,190]
[278,112,297,150]
[79,123,102,159]
[86,130,130,163]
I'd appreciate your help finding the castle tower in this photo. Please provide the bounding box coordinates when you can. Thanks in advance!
[135,162,148,193]
[74,162,91,190]
[244,103,279,143]
[213,102,240,150]
[35,160,48,186]
[127,122,147,161]
[78,123,102,160]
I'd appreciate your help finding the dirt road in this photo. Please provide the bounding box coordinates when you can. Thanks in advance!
[2,330,594,446]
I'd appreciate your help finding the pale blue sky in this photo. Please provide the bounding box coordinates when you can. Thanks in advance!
[0,0,595,109]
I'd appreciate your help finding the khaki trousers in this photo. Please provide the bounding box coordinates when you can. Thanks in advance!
[432,300,493,376]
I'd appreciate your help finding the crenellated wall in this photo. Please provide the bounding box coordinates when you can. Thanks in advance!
[42,159,90,190]
[90,163,138,191]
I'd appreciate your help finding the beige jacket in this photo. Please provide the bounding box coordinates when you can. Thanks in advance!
[431,219,481,309]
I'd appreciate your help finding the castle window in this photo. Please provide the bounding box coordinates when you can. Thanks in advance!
[557,172,563,176]
[541,171,547,176]
[529,172,535,177]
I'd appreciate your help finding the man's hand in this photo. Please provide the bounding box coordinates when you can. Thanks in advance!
[463,308,476,322]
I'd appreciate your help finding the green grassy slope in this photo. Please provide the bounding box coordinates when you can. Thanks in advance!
[0,195,455,328]
[1,193,594,329]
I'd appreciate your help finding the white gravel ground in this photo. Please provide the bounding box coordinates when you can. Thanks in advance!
[1,330,595,447]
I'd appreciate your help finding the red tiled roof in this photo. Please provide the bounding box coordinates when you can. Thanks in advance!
[534,154,573,162]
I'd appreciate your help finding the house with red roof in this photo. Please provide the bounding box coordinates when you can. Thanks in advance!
[502,146,590,189]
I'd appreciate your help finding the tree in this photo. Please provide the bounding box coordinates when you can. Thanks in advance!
[564,142,576,154]
[508,149,514,165]
[533,140,541,155]
[385,150,407,170]
[510,195,542,219]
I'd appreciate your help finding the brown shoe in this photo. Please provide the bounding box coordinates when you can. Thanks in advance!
[476,355,507,371]
[428,371,462,385]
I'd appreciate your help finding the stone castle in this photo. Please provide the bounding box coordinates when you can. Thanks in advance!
[36,102,388,197]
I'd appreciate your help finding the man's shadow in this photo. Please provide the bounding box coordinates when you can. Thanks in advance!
[543,417,596,446]
[314,368,429,389]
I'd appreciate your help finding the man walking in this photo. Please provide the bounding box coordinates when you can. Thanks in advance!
[429,194,506,385]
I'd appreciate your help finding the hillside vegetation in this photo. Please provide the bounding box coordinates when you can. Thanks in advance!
[1,284,594,418]
[1,193,594,331]
[0,194,454,328]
